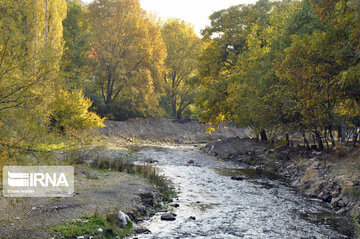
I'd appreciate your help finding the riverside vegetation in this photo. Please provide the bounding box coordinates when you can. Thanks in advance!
[0,0,360,238]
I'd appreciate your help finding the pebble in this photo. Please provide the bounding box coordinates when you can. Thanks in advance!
[161,213,176,221]
[231,176,245,181]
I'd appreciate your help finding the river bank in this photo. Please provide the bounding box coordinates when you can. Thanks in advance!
[0,165,159,238]
[0,148,169,238]
[201,137,360,234]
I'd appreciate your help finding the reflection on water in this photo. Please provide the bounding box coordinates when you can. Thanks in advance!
[130,144,352,239]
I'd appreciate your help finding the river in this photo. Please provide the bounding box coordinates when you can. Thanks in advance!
[130,144,351,239]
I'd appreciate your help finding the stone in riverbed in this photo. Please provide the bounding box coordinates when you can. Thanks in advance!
[161,213,176,221]
[134,227,151,234]
[139,192,154,206]
[231,176,245,181]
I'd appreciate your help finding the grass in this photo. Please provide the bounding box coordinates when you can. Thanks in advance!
[353,215,360,239]
[51,215,133,238]
[163,189,175,203]
[93,156,169,192]
[343,186,360,200]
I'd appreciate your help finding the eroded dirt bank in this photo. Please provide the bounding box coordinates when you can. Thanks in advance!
[201,137,360,217]
[100,118,250,143]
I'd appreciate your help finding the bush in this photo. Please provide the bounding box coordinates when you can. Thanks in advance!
[50,89,104,134]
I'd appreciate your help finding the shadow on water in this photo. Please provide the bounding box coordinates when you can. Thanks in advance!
[299,211,354,237]
[215,168,283,181]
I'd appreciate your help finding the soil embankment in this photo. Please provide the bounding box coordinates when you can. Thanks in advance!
[201,137,360,217]
[100,118,250,143]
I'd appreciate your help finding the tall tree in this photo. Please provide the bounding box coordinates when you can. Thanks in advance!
[61,0,94,89]
[0,0,103,161]
[0,0,66,144]
[160,19,202,119]
[88,0,166,119]
[196,0,275,139]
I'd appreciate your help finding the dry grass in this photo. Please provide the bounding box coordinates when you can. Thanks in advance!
[93,157,168,192]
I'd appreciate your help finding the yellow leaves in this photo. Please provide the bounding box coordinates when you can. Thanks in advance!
[88,0,166,117]
[51,89,104,133]
[205,127,215,135]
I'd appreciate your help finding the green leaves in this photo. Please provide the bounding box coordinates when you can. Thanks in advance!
[160,19,203,119]
[61,0,93,89]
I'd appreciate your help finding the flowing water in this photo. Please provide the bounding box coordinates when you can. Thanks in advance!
[130,144,352,239]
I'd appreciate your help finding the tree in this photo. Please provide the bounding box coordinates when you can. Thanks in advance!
[196,0,275,139]
[0,0,103,162]
[0,0,67,146]
[61,0,94,89]
[277,33,341,149]
[88,0,166,119]
[160,19,202,119]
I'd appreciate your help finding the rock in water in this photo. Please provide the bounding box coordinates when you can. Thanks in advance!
[231,176,245,181]
[161,213,176,221]
[134,227,151,234]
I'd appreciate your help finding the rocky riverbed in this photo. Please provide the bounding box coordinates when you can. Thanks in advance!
[201,137,360,221]
[130,144,353,238]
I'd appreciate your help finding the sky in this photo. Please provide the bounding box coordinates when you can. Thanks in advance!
[82,0,258,35]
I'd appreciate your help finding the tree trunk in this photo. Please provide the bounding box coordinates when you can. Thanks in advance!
[285,133,290,147]
[328,125,336,147]
[303,132,310,150]
[176,109,183,120]
[260,130,268,142]
[324,127,329,148]
[341,118,346,142]
[172,97,177,119]
[315,130,324,150]
[337,125,342,141]
[353,127,359,145]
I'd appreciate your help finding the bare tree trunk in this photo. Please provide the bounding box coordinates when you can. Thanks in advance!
[315,130,324,150]
[328,125,336,147]
[285,133,290,147]
[324,128,329,148]
[172,95,177,119]
[260,130,268,142]
[341,118,346,142]
[303,131,310,150]
[353,127,359,145]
